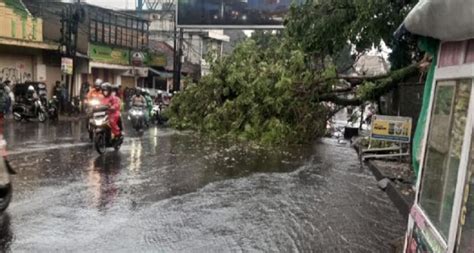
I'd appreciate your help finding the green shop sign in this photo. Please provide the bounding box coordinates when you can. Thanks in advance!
[89,44,130,65]
[145,53,167,67]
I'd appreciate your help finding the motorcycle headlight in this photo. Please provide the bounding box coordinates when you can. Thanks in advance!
[89,99,100,107]
[94,118,106,126]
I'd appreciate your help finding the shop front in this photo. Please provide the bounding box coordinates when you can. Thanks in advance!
[85,43,147,88]
[405,40,474,252]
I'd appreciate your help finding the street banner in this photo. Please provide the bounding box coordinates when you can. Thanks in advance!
[370,115,412,143]
[61,57,73,75]
[177,0,303,28]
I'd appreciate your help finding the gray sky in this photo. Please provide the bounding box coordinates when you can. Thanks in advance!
[83,0,131,10]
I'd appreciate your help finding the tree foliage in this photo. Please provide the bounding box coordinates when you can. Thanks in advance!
[167,0,423,145]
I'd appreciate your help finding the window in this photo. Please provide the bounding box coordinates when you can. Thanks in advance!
[419,79,472,240]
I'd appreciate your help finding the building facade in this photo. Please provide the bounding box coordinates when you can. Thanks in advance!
[24,0,151,96]
[0,0,61,97]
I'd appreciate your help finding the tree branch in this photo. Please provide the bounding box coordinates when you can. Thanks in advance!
[316,63,420,106]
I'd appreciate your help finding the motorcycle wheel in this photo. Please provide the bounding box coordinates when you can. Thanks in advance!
[114,137,123,151]
[0,184,12,212]
[13,113,22,122]
[95,133,107,155]
[38,112,46,123]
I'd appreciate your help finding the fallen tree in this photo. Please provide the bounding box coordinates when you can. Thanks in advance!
[166,0,424,145]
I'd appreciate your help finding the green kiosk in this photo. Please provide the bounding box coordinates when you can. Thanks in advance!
[399,0,474,252]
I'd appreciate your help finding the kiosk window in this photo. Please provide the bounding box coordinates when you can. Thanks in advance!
[419,79,472,240]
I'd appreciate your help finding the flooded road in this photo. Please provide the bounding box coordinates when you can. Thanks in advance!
[0,120,405,252]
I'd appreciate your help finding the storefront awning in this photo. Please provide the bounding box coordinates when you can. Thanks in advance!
[89,62,148,77]
[149,68,174,78]
[89,61,132,71]
[0,37,58,50]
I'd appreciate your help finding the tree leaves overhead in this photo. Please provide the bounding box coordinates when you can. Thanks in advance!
[286,0,417,57]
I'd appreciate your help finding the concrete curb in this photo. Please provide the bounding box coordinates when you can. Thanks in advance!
[366,160,412,221]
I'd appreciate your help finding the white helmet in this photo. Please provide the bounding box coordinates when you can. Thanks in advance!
[28,85,35,92]
[94,79,103,89]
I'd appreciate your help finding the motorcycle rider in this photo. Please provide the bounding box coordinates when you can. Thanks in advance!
[130,88,146,107]
[86,79,104,102]
[143,89,153,123]
[100,83,122,140]
[111,84,124,132]
[26,85,39,115]
[130,88,148,125]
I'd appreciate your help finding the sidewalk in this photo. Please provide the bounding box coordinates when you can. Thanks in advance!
[353,139,415,220]
[366,160,415,219]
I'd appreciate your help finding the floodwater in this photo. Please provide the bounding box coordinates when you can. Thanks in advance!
[0,120,405,252]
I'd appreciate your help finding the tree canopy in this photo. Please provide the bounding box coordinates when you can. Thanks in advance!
[167,0,425,145]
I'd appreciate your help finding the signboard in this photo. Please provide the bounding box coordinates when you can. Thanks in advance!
[61,57,73,75]
[370,115,412,143]
[145,53,167,67]
[131,52,145,66]
[177,0,303,28]
[88,44,130,65]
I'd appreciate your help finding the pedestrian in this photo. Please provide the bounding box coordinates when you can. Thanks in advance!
[54,81,64,113]
[80,81,90,112]
[0,82,11,120]
[2,80,13,118]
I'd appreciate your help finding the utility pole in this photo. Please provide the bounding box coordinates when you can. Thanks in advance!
[176,28,183,91]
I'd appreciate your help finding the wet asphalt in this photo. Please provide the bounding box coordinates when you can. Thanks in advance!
[0,119,405,252]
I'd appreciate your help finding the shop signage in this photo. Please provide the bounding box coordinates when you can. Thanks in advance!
[406,206,446,253]
[370,115,412,143]
[145,53,167,67]
[131,52,145,66]
[88,44,130,65]
[61,57,73,75]
[123,68,148,77]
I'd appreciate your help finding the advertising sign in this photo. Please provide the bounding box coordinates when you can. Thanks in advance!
[371,115,412,143]
[61,57,73,75]
[177,0,303,28]
[145,53,167,67]
[88,44,130,65]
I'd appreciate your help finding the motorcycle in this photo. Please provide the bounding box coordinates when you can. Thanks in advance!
[0,140,15,212]
[151,103,168,125]
[91,105,123,154]
[86,98,102,141]
[12,99,47,122]
[47,96,59,121]
[128,106,146,132]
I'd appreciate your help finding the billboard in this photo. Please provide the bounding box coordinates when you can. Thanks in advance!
[370,115,412,143]
[177,0,301,28]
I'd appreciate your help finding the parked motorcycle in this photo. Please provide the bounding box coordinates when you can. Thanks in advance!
[0,140,15,212]
[128,106,146,132]
[91,105,123,154]
[12,99,47,122]
[48,96,59,121]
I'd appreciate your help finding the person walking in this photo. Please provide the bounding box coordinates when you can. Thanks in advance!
[54,81,64,113]
[0,82,10,120]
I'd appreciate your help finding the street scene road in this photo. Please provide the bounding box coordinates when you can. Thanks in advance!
[0,120,404,252]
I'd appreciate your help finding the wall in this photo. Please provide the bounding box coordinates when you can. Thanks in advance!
[0,53,34,84]
[0,1,43,42]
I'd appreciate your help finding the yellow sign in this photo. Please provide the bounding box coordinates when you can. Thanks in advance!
[371,115,412,143]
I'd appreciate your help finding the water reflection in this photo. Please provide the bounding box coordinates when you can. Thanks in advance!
[129,140,142,172]
[87,153,122,212]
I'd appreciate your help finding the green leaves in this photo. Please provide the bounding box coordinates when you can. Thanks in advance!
[166,37,329,145]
